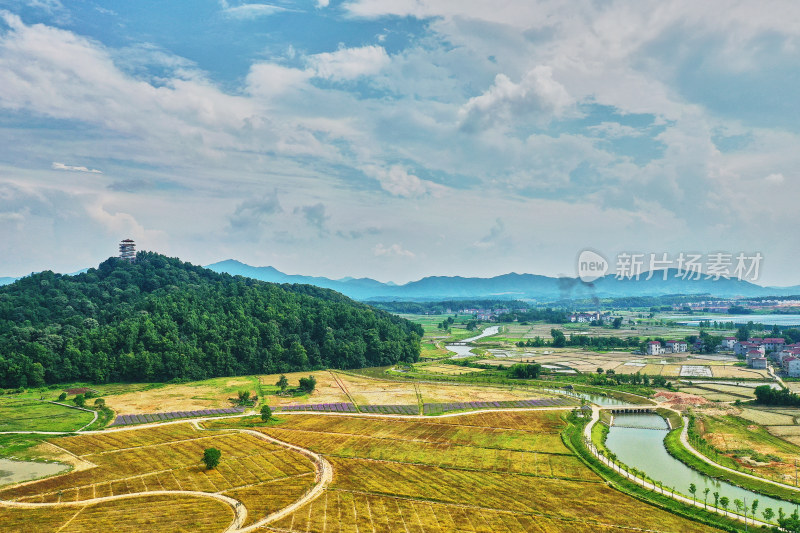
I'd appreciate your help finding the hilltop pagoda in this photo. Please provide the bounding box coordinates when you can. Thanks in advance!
[119,239,136,263]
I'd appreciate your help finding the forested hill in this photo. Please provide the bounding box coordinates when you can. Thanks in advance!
[0,252,423,388]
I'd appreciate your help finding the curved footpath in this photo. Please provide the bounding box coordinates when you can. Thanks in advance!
[0,412,336,533]
[584,405,769,528]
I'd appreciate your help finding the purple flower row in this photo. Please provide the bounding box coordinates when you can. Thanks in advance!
[358,404,419,415]
[275,402,357,413]
[108,407,245,426]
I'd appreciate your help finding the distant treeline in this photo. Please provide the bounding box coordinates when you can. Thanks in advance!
[551,294,715,310]
[0,252,422,388]
[370,299,529,315]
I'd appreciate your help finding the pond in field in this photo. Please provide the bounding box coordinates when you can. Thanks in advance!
[605,413,798,521]
[0,458,68,487]
[447,326,501,358]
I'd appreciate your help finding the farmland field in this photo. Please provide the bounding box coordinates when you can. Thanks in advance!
[0,396,95,433]
[0,422,316,531]
[255,410,719,533]
[0,494,233,532]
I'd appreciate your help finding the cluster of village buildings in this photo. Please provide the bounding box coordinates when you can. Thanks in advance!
[726,336,800,374]
[645,340,689,355]
[569,311,607,323]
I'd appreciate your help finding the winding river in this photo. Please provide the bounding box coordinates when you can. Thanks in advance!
[446,325,500,358]
[605,413,799,519]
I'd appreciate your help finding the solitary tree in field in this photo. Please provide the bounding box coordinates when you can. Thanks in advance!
[298,375,317,393]
[763,507,775,523]
[720,496,729,516]
[276,374,288,393]
[688,483,697,501]
[73,394,86,408]
[94,398,105,409]
[58,392,67,401]
[751,499,759,524]
[703,487,710,509]
[260,404,272,422]
[202,448,221,470]
[713,491,719,510]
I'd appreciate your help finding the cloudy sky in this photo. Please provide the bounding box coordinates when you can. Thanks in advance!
[1,0,798,285]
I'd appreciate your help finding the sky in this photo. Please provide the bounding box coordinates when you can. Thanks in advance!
[0,0,798,286]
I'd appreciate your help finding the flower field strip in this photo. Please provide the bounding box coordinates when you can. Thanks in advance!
[0,431,315,503]
[320,457,718,533]
[275,402,357,413]
[422,397,573,415]
[357,404,419,415]
[108,407,245,427]
[256,413,569,454]
[256,427,594,481]
[221,472,317,526]
[266,489,635,533]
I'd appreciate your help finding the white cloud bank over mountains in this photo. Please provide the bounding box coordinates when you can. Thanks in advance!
[0,3,798,285]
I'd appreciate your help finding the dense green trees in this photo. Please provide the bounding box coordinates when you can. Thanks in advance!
[0,252,422,387]
[754,385,800,406]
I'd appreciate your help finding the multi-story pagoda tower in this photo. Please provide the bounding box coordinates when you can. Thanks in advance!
[119,239,136,263]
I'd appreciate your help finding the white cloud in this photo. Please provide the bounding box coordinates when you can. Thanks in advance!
[218,1,287,19]
[587,122,644,139]
[52,162,102,174]
[764,173,785,185]
[373,243,415,257]
[316,0,330,7]
[361,164,445,198]
[308,45,390,81]
[459,66,573,131]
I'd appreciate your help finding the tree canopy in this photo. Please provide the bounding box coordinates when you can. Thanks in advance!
[0,252,422,387]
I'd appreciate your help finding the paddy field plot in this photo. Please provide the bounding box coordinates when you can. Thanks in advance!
[0,396,95,433]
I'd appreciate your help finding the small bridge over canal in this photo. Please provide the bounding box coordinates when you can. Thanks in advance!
[604,406,671,430]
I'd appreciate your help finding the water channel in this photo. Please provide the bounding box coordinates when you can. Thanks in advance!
[446,325,501,358]
[605,413,799,520]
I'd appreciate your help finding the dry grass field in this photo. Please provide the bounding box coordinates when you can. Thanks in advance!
[420,363,487,375]
[107,376,260,414]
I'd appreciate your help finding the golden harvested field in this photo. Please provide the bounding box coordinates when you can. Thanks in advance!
[258,410,719,533]
[107,376,260,414]
[336,373,419,405]
[421,364,487,375]
[0,494,234,532]
[261,371,351,406]
[0,422,316,530]
[710,366,770,379]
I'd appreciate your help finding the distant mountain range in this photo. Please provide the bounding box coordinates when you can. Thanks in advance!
[205,260,800,301]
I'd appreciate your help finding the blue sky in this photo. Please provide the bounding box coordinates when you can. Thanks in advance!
[0,0,798,285]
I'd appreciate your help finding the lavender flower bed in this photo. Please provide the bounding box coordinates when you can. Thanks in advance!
[108,406,245,427]
[358,404,419,415]
[423,397,572,415]
[275,402,357,413]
